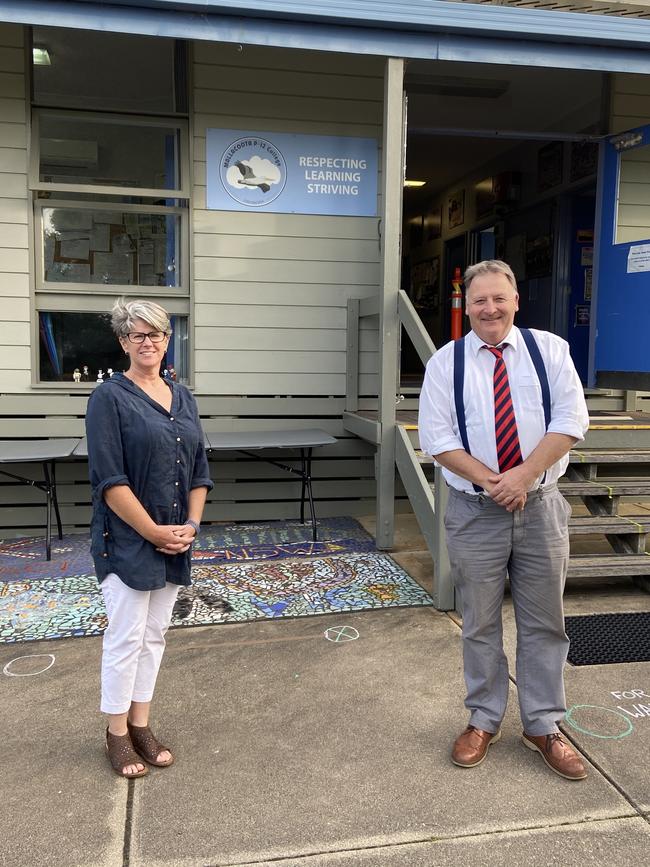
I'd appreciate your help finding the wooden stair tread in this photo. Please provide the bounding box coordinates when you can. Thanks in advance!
[567,554,650,577]
[558,480,650,496]
[422,475,650,497]
[568,515,650,534]
[570,449,650,463]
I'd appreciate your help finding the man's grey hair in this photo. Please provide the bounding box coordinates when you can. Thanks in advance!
[111,298,172,337]
[464,260,518,293]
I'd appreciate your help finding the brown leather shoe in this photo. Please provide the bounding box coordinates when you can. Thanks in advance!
[522,732,588,780]
[451,725,501,768]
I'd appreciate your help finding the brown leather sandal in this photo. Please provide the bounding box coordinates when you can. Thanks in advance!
[105,728,148,779]
[127,721,174,767]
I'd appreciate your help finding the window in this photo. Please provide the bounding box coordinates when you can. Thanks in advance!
[36,202,183,289]
[615,140,650,245]
[30,28,190,384]
[38,312,188,384]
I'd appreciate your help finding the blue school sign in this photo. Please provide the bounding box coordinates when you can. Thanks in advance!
[206,129,378,217]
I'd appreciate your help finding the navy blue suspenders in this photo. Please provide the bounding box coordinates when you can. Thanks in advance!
[453,328,551,493]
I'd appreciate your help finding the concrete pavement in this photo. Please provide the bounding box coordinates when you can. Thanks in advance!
[1,514,649,866]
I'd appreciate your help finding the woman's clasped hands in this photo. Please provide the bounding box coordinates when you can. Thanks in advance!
[150,524,196,555]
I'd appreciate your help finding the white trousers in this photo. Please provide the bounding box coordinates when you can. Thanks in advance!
[100,572,180,714]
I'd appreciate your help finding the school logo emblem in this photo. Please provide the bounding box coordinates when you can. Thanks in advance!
[219,135,287,207]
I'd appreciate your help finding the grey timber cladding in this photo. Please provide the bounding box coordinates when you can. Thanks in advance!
[0,36,388,537]
[0,24,29,395]
[192,42,383,396]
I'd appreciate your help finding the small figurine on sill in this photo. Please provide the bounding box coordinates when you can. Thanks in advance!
[81,365,90,382]
[107,368,114,378]
[96,369,104,383]
[73,368,81,383]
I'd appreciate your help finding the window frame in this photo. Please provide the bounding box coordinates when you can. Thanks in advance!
[29,108,190,199]
[33,198,189,297]
[32,297,191,390]
[28,34,193,389]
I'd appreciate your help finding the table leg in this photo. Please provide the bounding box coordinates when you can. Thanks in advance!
[42,461,53,561]
[302,448,317,541]
[50,460,63,539]
[300,451,307,524]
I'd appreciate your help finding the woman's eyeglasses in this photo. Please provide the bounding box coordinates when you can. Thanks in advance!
[126,331,168,344]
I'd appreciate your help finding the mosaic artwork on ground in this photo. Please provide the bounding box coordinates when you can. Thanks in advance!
[173,552,432,625]
[0,517,374,582]
[0,522,432,644]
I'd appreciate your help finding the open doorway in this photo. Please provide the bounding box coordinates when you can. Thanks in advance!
[400,60,605,385]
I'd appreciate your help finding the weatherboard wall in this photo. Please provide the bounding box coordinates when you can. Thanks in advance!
[0,35,387,538]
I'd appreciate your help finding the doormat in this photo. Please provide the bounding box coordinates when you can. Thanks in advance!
[0,521,432,644]
[0,517,374,582]
[566,612,650,665]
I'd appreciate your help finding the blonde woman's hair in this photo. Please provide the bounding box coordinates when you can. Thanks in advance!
[464,260,517,293]
[110,298,172,337]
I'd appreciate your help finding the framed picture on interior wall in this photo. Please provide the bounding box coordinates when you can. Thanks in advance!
[411,256,441,310]
[424,206,442,241]
[569,140,599,182]
[537,142,564,192]
[448,190,465,229]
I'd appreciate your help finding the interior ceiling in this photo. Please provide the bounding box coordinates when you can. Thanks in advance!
[32,27,175,113]
[404,59,605,201]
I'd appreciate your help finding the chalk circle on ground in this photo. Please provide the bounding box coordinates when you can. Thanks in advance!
[564,704,634,740]
[324,626,360,643]
[3,654,56,678]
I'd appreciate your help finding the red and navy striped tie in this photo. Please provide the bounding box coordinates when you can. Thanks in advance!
[485,344,523,472]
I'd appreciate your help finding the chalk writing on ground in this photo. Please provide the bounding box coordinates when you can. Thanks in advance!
[324,626,360,643]
[565,688,650,739]
[564,704,634,740]
[3,653,55,677]
[610,689,650,719]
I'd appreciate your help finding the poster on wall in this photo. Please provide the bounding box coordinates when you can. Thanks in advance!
[411,256,441,310]
[206,129,378,216]
[447,190,465,229]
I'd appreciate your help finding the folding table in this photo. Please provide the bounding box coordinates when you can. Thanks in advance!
[0,438,81,559]
[205,428,337,541]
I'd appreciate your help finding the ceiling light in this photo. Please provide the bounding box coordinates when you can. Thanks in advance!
[33,46,51,66]
[404,180,426,188]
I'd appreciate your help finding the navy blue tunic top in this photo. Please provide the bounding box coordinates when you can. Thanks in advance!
[85,373,213,591]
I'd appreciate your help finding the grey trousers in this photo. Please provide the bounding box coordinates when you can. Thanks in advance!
[444,484,571,736]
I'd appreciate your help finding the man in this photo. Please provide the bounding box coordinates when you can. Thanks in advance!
[418,259,589,781]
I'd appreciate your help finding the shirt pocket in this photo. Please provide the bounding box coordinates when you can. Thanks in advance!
[517,374,543,412]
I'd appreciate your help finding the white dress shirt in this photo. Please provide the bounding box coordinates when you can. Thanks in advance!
[418,326,589,494]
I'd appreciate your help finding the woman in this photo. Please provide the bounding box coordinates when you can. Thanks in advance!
[86,298,212,778]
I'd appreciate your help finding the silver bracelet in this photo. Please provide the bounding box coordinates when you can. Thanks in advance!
[184,519,200,536]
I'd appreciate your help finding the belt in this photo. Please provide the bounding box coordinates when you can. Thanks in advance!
[449,482,558,503]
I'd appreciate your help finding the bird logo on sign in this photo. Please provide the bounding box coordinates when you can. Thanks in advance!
[233,160,274,193]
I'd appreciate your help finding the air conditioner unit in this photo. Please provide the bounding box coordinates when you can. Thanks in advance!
[41,138,98,168]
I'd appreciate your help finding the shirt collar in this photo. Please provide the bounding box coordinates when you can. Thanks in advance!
[468,325,520,356]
